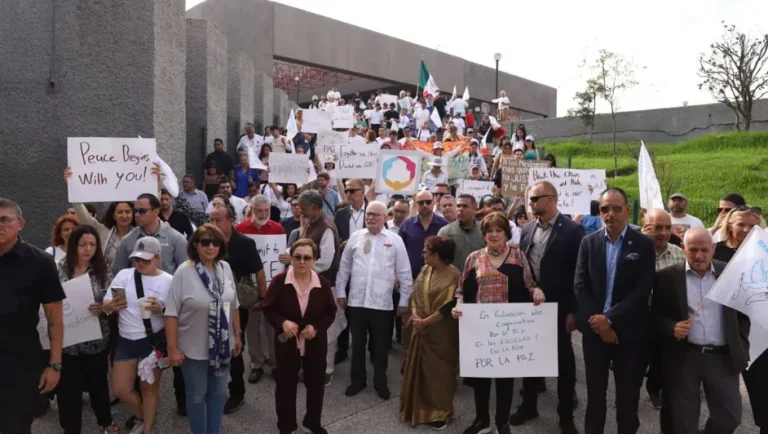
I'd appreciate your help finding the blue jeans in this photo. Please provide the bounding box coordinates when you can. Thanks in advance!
[180,359,228,434]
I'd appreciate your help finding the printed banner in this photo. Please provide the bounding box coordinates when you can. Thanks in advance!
[459,303,559,378]
[246,234,287,285]
[332,105,354,129]
[38,274,103,350]
[376,150,422,195]
[268,153,311,184]
[528,168,606,215]
[67,138,158,203]
[501,159,551,197]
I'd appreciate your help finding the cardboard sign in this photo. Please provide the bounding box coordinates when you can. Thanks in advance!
[301,109,333,134]
[331,105,354,129]
[246,234,287,285]
[67,138,158,203]
[268,153,311,184]
[459,303,559,378]
[528,168,606,215]
[376,150,422,194]
[316,130,348,159]
[38,274,103,350]
[336,145,379,178]
[457,179,494,203]
[379,94,398,107]
[501,159,551,197]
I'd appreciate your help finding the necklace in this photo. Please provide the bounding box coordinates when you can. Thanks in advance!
[488,245,508,257]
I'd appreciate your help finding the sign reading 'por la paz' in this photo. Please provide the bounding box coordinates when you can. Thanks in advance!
[67,138,158,203]
[459,303,559,378]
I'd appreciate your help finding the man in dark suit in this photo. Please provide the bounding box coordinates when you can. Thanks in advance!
[509,181,585,434]
[653,227,750,434]
[575,187,656,434]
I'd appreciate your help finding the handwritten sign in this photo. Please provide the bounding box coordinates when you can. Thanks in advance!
[301,109,333,134]
[67,137,158,203]
[528,168,606,214]
[457,179,494,203]
[269,153,311,184]
[379,94,398,107]
[316,129,348,159]
[38,274,103,349]
[332,105,354,129]
[399,97,411,110]
[501,159,551,197]
[459,303,558,378]
[246,234,287,285]
[337,145,379,178]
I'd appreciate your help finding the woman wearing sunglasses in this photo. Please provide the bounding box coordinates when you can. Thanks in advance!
[165,224,242,434]
[263,238,337,434]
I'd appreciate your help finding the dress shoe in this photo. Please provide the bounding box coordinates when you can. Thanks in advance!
[303,426,328,434]
[248,368,264,384]
[345,383,366,396]
[224,396,244,414]
[375,385,390,400]
[508,407,538,426]
[334,352,348,364]
[648,391,662,410]
[559,419,578,434]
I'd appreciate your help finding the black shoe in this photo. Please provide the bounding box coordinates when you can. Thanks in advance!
[429,420,448,431]
[559,419,579,434]
[334,352,348,364]
[248,368,264,384]
[177,402,187,417]
[125,416,140,429]
[303,426,328,434]
[224,397,244,414]
[649,391,662,410]
[345,383,366,396]
[462,419,491,434]
[497,424,511,434]
[375,385,390,400]
[508,407,538,426]
[324,373,333,387]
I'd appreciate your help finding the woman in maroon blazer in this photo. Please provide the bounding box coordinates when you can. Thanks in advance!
[263,238,337,434]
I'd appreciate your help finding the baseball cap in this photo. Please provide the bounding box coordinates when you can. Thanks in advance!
[130,237,161,261]
[324,155,336,165]
[670,192,688,201]
[525,135,535,142]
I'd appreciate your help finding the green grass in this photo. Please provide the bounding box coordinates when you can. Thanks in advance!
[540,132,768,225]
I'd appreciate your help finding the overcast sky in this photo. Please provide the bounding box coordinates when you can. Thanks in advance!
[186,0,767,117]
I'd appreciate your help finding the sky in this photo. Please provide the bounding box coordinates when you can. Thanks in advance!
[185,0,767,117]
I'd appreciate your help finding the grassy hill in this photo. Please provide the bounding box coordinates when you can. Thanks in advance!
[541,132,768,225]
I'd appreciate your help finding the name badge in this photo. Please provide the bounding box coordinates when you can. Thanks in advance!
[223,302,231,323]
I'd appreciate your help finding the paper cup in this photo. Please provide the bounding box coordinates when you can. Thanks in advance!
[138,297,152,319]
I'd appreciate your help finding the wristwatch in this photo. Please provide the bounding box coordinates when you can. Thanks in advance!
[49,362,63,372]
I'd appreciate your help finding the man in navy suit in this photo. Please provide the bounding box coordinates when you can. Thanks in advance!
[575,187,655,434]
[509,181,584,434]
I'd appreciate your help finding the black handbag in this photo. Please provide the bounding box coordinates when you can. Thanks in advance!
[133,270,168,365]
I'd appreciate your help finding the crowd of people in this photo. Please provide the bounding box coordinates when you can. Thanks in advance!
[1,86,767,434]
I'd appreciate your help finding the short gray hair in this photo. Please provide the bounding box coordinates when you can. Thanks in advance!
[298,190,323,210]
[0,198,22,218]
[250,194,271,208]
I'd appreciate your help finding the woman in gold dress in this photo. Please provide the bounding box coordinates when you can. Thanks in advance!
[401,236,460,431]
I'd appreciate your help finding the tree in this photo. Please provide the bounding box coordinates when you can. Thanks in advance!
[698,22,768,131]
[593,49,637,178]
[567,78,601,143]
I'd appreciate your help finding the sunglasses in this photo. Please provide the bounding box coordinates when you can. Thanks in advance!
[198,238,223,248]
[529,195,554,203]
[600,205,625,214]
[722,205,761,215]
[433,192,447,197]
[135,207,151,215]
[344,188,361,194]
[416,200,433,206]
[292,254,313,262]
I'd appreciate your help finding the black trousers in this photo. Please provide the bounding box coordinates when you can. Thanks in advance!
[57,351,113,433]
[0,368,39,434]
[391,291,402,343]
[519,317,576,420]
[582,332,648,434]
[349,307,391,388]
[646,334,674,434]
[274,349,326,433]
[229,307,250,400]
[744,351,768,431]
[337,284,351,357]
[471,378,514,428]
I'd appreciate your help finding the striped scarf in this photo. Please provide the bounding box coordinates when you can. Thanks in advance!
[194,260,231,373]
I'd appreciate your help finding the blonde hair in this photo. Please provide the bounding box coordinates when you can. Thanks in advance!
[721,207,766,248]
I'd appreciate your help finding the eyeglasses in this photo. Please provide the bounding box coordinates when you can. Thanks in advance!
[344,188,361,194]
[0,216,20,227]
[135,208,151,215]
[599,205,625,214]
[292,254,313,262]
[529,195,554,203]
[416,200,433,206]
[198,238,223,247]
[365,212,385,218]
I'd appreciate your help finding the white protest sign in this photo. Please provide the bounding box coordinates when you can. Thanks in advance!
[38,274,103,349]
[459,303,559,378]
[331,105,354,129]
[246,234,287,285]
[268,153,311,184]
[379,94,398,107]
[337,145,379,178]
[398,97,411,110]
[301,109,333,133]
[528,168,606,215]
[157,158,179,198]
[457,179,494,203]
[316,129,348,159]
[67,138,158,203]
[247,147,268,170]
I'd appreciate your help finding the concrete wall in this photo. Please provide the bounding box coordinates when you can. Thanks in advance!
[297,78,392,104]
[274,90,290,127]
[272,3,556,117]
[254,70,274,131]
[185,19,227,181]
[226,51,255,153]
[0,0,186,247]
[186,0,274,74]
[521,100,768,144]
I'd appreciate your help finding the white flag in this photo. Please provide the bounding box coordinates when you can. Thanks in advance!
[451,85,457,101]
[489,116,500,128]
[286,109,298,140]
[430,107,443,129]
[638,141,664,211]
[462,86,470,101]
[390,119,399,132]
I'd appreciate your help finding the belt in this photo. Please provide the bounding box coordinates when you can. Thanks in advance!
[686,343,728,354]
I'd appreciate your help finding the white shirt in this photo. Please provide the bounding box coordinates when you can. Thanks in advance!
[399,115,410,129]
[363,109,373,120]
[270,135,294,153]
[369,110,384,124]
[237,134,263,155]
[315,229,336,274]
[348,135,366,147]
[206,195,248,223]
[671,214,705,237]
[452,117,466,134]
[376,137,387,145]
[335,228,413,310]
[387,219,402,234]
[349,206,366,233]
[452,99,468,116]
[104,268,173,340]
[45,245,67,263]
[422,169,449,191]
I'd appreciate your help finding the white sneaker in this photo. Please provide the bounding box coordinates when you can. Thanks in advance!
[129,421,145,434]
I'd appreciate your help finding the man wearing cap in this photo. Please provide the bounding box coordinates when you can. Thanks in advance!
[422,156,449,191]
[668,193,704,238]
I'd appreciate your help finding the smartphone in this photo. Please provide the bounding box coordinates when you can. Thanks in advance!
[111,286,126,300]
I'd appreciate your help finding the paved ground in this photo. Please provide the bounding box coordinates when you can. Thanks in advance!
[33,332,758,433]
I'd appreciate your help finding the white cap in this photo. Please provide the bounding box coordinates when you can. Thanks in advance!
[525,135,535,142]
[129,237,161,261]
[432,142,444,150]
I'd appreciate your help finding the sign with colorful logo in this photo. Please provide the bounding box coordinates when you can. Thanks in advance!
[376,150,422,194]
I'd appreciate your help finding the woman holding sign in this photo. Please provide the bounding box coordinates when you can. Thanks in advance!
[452,213,545,434]
[56,225,118,434]
[400,236,460,430]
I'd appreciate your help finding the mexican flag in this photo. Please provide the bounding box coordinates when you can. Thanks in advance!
[418,59,439,97]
